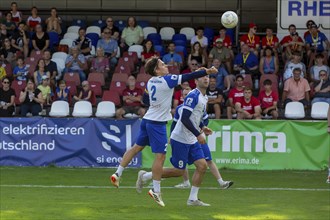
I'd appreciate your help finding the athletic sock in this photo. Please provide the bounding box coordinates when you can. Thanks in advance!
[115,165,124,177]
[184,180,190,185]
[153,180,161,193]
[328,168,330,177]
[142,172,152,182]
[217,178,224,185]
[188,186,199,201]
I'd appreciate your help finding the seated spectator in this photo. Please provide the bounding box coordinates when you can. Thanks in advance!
[116,75,145,119]
[90,47,110,76]
[97,28,118,68]
[213,26,234,59]
[261,27,279,57]
[235,87,261,120]
[240,23,260,57]
[282,68,310,108]
[11,21,29,58]
[32,24,49,53]
[188,42,206,67]
[13,57,29,81]
[190,26,208,50]
[73,27,92,59]
[0,77,15,117]
[233,44,259,76]
[210,58,231,92]
[10,2,23,25]
[305,24,329,68]
[55,80,70,102]
[0,65,6,80]
[162,42,183,69]
[258,79,279,119]
[172,81,190,115]
[0,37,17,67]
[280,25,304,63]
[312,70,330,105]
[227,75,245,119]
[208,38,231,72]
[19,78,44,116]
[259,46,279,75]
[310,54,330,84]
[0,23,9,46]
[73,81,92,102]
[43,50,58,83]
[26,6,41,31]
[102,17,120,41]
[3,12,16,36]
[206,76,224,119]
[120,16,143,52]
[64,46,87,81]
[37,75,51,105]
[34,59,51,86]
[303,20,316,39]
[45,7,62,34]
[181,59,199,89]
[283,52,306,81]
[141,40,157,64]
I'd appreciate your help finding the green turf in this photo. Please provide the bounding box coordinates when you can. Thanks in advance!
[0,167,329,220]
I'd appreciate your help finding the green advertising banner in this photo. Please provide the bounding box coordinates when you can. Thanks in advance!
[142,120,330,170]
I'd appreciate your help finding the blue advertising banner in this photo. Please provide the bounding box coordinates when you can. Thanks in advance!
[0,118,141,167]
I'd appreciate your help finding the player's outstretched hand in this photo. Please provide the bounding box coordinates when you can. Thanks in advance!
[197,133,206,144]
[206,66,218,75]
[202,127,213,136]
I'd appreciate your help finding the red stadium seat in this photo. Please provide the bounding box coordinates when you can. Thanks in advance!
[2,63,13,78]
[110,81,126,94]
[136,73,151,82]
[102,90,121,107]
[114,62,132,75]
[112,73,128,82]
[259,74,279,94]
[123,51,138,64]
[135,81,147,92]
[65,81,78,98]
[118,57,134,72]
[63,72,81,86]
[242,74,253,88]
[30,50,44,61]
[11,80,26,105]
[89,81,103,97]
[87,72,105,86]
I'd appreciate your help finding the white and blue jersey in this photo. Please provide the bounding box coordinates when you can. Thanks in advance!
[171,88,208,145]
[143,74,182,122]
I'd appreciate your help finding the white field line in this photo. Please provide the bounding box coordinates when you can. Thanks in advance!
[0,185,329,191]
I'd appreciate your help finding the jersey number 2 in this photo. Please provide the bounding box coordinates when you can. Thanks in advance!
[151,85,157,101]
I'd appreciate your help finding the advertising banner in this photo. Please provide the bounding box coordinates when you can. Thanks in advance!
[0,118,141,167]
[142,120,329,170]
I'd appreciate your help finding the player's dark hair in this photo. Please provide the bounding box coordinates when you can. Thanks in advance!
[263,79,272,86]
[145,57,159,76]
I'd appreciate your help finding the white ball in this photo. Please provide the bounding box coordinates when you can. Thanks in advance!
[221,11,238,29]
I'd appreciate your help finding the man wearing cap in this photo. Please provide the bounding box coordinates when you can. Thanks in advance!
[240,23,260,57]
[280,24,304,63]
[208,38,231,73]
[305,24,330,68]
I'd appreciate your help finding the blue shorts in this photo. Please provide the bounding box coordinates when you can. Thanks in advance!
[201,144,212,161]
[136,119,168,154]
[170,139,205,169]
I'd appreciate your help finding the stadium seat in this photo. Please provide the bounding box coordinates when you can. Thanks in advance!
[118,57,135,72]
[136,73,151,82]
[72,100,92,117]
[285,102,305,119]
[86,33,99,48]
[25,56,39,67]
[114,63,132,75]
[135,81,147,91]
[92,19,106,28]
[174,45,187,57]
[159,27,175,41]
[52,52,68,62]
[66,81,77,98]
[49,100,70,117]
[114,20,126,32]
[139,66,146,74]
[137,20,150,28]
[173,40,186,47]
[59,38,74,48]
[203,27,215,46]
[95,101,116,118]
[172,34,187,42]
[11,80,26,105]
[88,81,103,97]
[110,81,126,95]
[63,32,79,40]
[48,31,60,49]
[112,73,128,82]
[179,27,195,41]
[102,90,121,107]
[242,74,253,88]
[90,46,96,56]
[87,72,105,86]
[51,58,65,79]
[63,72,81,86]
[143,27,157,39]
[2,63,13,78]
[260,74,279,93]
[30,50,44,61]
[154,45,165,57]
[147,33,162,45]
[123,51,138,64]
[128,45,143,59]
[311,102,329,119]
[72,19,87,28]
[67,25,80,34]
[86,26,101,36]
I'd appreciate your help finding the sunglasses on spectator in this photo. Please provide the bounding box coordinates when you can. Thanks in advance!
[319,74,327,76]
[107,20,113,22]
[104,32,111,34]
[2,81,10,84]
[191,63,198,66]
[253,28,257,30]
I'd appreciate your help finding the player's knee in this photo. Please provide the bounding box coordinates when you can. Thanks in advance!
[196,160,207,173]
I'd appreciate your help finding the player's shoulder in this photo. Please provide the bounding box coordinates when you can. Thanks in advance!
[186,88,201,98]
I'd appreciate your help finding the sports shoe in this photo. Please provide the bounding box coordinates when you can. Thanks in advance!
[174,182,191,189]
[187,199,210,206]
[326,176,330,184]
[136,170,147,193]
[110,173,120,188]
[220,181,234,189]
[148,189,165,207]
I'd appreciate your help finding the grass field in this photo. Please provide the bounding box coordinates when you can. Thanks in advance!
[0,167,329,220]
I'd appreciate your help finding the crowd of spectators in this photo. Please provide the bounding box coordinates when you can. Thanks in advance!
[0,2,329,119]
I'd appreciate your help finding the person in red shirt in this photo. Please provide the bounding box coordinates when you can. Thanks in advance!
[258,79,279,119]
[235,87,261,119]
[181,59,199,89]
[141,40,157,64]
[116,75,145,119]
[240,23,260,57]
[280,24,304,63]
[171,81,190,115]
[227,75,244,119]
[261,27,279,58]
